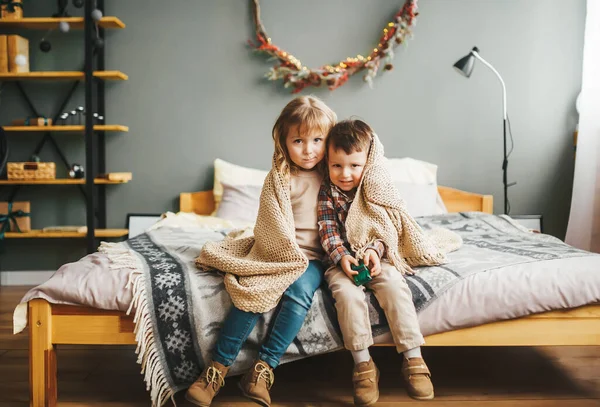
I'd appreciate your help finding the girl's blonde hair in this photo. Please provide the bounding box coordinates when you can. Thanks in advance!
[272,95,337,176]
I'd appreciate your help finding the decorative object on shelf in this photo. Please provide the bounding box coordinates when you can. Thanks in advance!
[0,34,7,73]
[91,8,102,22]
[55,108,107,124]
[42,225,86,233]
[68,163,84,179]
[48,0,85,35]
[39,0,92,53]
[248,0,419,93]
[59,20,70,33]
[98,172,131,182]
[7,34,28,72]
[39,38,52,53]
[7,162,56,180]
[53,0,81,17]
[29,154,40,162]
[0,201,31,237]
[11,117,53,126]
[14,52,26,67]
[453,46,516,215]
[0,0,23,20]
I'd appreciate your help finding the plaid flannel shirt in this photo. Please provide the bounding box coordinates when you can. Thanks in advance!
[317,181,386,266]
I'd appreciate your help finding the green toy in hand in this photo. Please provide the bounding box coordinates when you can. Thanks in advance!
[351,260,372,286]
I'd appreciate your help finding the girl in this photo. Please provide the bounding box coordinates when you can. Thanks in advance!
[186,95,337,407]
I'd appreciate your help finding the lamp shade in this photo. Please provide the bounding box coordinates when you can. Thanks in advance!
[453,46,479,78]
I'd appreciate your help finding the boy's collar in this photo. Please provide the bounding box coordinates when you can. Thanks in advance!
[331,182,356,200]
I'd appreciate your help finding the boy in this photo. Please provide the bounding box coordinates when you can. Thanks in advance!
[317,119,434,406]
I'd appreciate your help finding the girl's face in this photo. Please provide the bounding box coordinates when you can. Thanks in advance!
[285,125,326,171]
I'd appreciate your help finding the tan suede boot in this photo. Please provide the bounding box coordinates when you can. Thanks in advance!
[352,358,380,407]
[402,357,434,400]
[238,360,275,407]
[185,360,230,407]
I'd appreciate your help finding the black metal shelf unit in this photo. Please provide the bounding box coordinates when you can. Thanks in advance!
[0,0,124,253]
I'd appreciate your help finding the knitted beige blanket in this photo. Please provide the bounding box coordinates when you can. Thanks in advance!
[196,138,461,312]
[346,134,462,275]
[195,157,309,313]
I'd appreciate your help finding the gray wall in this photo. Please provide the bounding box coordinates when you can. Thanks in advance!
[0,0,585,271]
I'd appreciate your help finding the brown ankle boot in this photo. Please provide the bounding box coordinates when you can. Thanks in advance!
[185,360,230,407]
[352,358,380,407]
[402,357,434,400]
[238,359,275,407]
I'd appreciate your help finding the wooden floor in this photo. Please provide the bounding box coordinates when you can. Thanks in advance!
[1,286,599,407]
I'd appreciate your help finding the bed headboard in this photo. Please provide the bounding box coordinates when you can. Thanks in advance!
[179,187,493,216]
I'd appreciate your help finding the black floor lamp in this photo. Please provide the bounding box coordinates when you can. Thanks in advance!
[453,46,515,215]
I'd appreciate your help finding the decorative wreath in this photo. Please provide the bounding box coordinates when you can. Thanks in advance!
[248,0,419,93]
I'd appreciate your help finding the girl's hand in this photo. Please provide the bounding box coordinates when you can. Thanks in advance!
[364,249,382,277]
[340,255,359,280]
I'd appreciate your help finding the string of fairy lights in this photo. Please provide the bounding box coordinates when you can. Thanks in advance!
[248,0,419,93]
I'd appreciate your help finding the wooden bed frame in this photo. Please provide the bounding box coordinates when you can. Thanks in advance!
[27,186,600,406]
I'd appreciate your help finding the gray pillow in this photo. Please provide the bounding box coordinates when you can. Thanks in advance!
[215,182,262,224]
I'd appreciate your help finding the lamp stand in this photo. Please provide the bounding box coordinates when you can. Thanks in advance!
[472,50,514,214]
[503,118,508,215]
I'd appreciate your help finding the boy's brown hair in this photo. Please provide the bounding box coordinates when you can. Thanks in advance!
[327,119,373,155]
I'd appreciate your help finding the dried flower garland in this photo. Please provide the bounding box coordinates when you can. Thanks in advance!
[248,0,419,93]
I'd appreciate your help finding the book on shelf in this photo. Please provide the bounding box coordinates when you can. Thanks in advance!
[0,35,7,73]
[7,34,29,73]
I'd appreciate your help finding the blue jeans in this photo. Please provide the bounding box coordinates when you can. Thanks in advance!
[212,260,324,369]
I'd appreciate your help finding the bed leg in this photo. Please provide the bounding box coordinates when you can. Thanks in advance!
[29,299,57,407]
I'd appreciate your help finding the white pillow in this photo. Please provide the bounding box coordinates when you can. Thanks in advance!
[213,159,268,213]
[215,182,262,224]
[385,157,447,215]
[394,182,438,217]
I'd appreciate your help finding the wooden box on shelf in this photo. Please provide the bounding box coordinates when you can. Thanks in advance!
[7,162,56,180]
[0,201,31,232]
[0,0,23,20]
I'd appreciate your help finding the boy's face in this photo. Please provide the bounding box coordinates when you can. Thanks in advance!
[286,125,326,170]
[327,145,368,192]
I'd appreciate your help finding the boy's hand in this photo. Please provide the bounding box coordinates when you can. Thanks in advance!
[340,255,359,280]
[364,249,382,277]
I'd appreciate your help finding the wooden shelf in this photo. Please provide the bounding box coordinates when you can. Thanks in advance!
[0,17,125,29]
[4,228,128,238]
[0,178,130,185]
[3,125,129,133]
[0,71,128,81]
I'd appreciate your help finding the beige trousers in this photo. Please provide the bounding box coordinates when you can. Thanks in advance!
[325,261,424,353]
